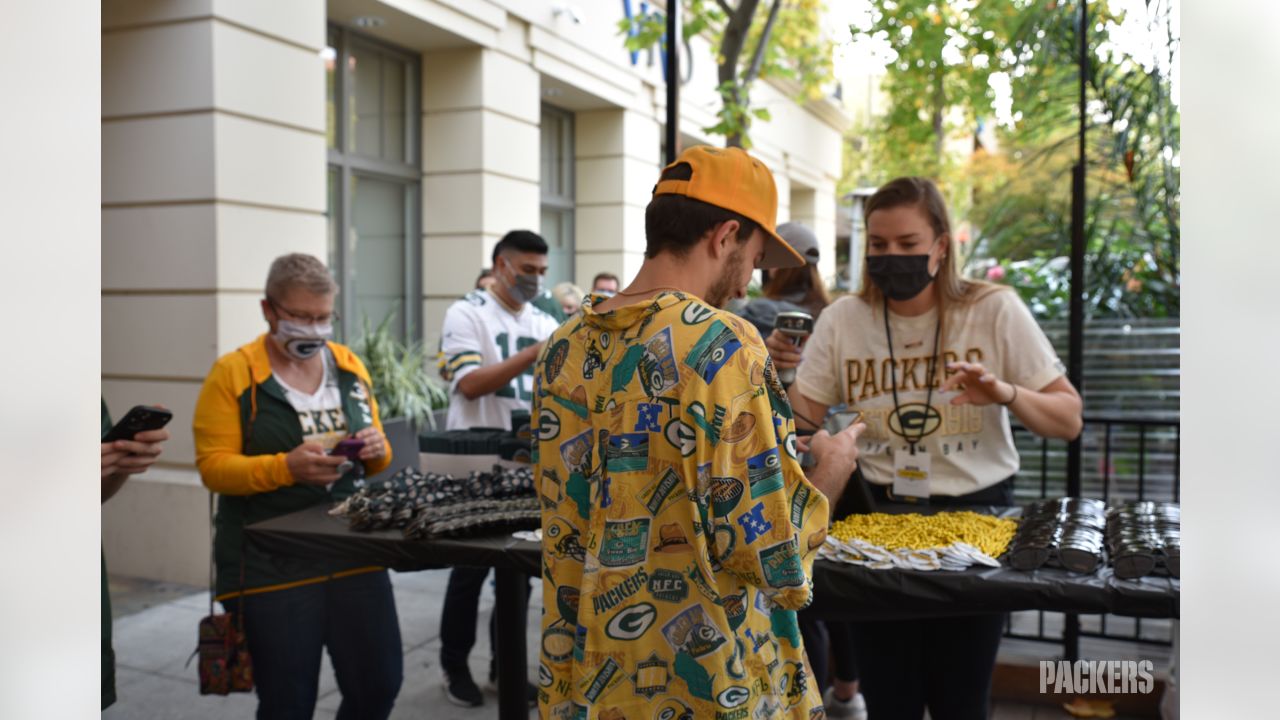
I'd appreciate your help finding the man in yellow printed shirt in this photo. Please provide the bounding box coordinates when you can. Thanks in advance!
[533,146,865,720]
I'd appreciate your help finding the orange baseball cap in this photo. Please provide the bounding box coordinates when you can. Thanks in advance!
[653,145,805,269]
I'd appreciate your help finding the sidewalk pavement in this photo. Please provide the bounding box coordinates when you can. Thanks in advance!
[103,568,539,720]
[104,568,1162,719]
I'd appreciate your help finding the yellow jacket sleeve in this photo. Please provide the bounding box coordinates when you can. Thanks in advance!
[193,353,294,495]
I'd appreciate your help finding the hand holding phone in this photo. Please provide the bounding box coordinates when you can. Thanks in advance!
[103,405,173,443]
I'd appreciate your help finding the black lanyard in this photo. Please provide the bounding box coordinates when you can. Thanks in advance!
[883,298,942,454]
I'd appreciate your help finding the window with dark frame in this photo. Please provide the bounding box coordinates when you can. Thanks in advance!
[325,25,422,342]
[540,104,575,288]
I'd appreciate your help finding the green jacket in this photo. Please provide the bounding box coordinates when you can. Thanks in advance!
[192,335,392,598]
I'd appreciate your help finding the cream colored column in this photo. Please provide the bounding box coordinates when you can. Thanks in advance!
[101,0,325,585]
[573,109,660,289]
[420,46,541,361]
[788,183,839,284]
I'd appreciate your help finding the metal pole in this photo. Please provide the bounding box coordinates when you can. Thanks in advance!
[1064,0,1089,665]
[665,1,680,164]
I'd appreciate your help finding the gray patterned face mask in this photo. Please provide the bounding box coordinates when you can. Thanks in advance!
[274,319,333,360]
[505,266,542,305]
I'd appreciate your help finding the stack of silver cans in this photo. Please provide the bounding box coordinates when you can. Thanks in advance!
[1009,497,1108,573]
[1105,501,1180,579]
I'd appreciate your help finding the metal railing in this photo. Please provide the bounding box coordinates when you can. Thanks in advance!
[1004,415,1181,656]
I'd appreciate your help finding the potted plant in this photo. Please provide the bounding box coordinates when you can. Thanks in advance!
[351,312,449,478]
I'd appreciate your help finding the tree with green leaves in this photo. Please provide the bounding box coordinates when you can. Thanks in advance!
[620,0,834,148]
[849,0,1179,319]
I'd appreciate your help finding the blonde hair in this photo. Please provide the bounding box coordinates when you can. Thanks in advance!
[265,253,339,300]
[551,282,585,306]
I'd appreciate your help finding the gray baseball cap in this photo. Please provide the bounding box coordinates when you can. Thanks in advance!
[776,222,819,265]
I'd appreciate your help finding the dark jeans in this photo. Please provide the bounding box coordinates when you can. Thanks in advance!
[438,567,531,676]
[222,570,403,720]
[848,479,1014,720]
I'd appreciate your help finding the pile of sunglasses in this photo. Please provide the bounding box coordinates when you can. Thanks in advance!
[1106,501,1180,579]
[1008,497,1108,573]
[331,464,539,538]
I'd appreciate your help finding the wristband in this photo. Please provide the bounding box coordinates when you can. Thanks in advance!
[1000,383,1019,407]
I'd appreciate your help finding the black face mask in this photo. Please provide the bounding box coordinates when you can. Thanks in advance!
[867,253,936,301]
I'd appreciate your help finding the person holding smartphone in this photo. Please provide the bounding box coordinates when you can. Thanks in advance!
[101,400,170,710]
[192,253,398,719]
[766,177,1083,720]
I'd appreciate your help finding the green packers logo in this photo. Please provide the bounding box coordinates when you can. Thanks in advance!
[717,685,751,709]
[681,302,715,325]
[664,417,698,457]
[606,602,658,640]
[544,339,569,383]
[537,407,561,441]
[887,402,943,440]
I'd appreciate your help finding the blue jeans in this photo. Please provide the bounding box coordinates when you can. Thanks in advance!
[222,570,403,720]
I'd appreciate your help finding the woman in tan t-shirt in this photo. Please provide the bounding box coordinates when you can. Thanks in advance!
[766,177,1082,720]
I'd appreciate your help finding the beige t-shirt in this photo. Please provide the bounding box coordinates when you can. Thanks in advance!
[794,289,1066,496]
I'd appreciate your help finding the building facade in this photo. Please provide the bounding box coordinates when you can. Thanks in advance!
[102,0,848,584]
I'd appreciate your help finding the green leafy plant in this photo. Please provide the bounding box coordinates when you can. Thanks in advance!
[351,313,449,430]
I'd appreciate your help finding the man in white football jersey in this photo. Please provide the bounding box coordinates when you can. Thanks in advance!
[437,230,560,707]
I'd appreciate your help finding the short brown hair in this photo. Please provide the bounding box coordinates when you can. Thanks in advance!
[265,253,338,300]
[644,163,759,258]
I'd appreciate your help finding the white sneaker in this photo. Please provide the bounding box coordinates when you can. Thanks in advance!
[823,686,868,720]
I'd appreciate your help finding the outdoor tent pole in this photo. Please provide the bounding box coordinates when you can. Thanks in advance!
[665,0,680,165]
[1064,0,1089,665]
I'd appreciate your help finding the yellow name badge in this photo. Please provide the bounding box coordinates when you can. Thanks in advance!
[893,447,931,499]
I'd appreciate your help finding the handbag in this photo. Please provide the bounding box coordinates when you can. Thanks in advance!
[192,493,254,695]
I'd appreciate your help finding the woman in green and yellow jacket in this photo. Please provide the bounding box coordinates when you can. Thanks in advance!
[193,253,400,719]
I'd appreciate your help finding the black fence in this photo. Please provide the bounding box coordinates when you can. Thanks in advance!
[1004,415,1180,655]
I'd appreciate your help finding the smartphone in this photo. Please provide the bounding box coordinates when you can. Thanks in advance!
[329,437,365,462]
[103,405,173,443]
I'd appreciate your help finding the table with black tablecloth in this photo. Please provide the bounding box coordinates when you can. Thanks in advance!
[246,504,1178,719]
